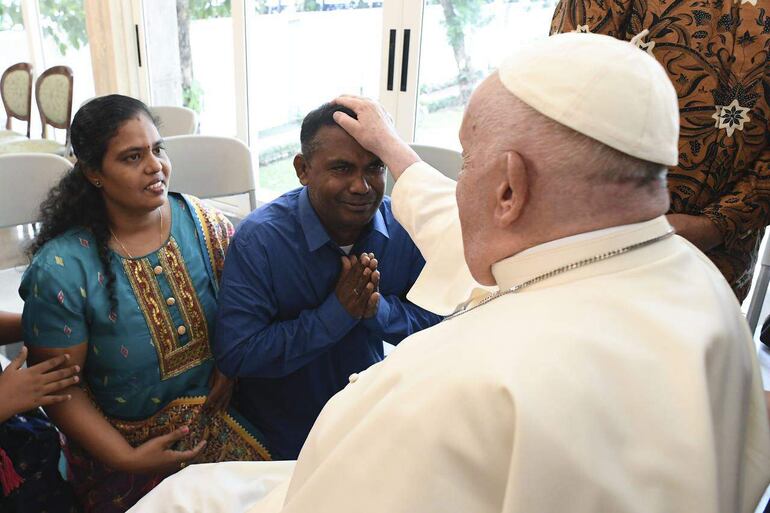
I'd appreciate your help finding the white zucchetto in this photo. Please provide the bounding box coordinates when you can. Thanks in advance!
[498,32,679,166]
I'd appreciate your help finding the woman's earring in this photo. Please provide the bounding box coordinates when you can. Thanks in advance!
[94,180,102,187]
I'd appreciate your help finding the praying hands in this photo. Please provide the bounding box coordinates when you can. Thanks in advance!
[335,252,381,319]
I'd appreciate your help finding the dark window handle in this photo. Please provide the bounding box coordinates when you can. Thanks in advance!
[135,25,142,67]
[387,29,396,91]
[400,29,411,92]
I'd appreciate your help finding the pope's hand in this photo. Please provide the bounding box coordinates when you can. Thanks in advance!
[332,95,420,179]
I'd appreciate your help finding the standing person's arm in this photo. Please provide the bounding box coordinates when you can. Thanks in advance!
[693,149,770,252]
[214,229,378,379]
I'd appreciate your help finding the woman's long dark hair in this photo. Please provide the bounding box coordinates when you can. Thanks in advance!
[29,94,158,310]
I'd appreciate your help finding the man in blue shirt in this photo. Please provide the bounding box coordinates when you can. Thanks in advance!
[214,103,442,459]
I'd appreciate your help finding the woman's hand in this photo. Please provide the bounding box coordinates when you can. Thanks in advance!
[120,425,206,474]
[203,368,234,414]
[0,346,79,423]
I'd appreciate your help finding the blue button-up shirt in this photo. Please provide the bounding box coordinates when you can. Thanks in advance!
[214,187,442,459]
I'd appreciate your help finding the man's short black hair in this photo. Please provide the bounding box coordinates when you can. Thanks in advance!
[300,102,358,160]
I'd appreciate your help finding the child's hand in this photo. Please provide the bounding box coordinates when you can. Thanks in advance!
[0,346,79,422]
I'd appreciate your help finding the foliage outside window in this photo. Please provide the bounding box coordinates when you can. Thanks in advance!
[39,0,88,56]
[0,2,23,32]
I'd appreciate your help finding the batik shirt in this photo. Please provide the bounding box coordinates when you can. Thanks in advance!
[551,0,770,300]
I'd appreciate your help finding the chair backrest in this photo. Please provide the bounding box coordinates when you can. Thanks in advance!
[163,135,257,210]
[386,143,463,195]
[1,62,33,138]
[35,66,74,145]
[0,153,72,228]
[151,105,198,137]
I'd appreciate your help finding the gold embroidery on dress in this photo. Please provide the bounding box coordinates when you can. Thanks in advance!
[159,238,209,347]
[188,198,218,281]
[122,240,211,381]
[108,396,271,461]
[188,195,230,284]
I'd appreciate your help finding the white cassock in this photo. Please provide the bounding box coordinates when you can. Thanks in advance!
[129,162,770,513]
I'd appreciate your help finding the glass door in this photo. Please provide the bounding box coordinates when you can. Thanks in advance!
[38,0,95,127]
[141,0,238,137]
[412,0,559,150]
[244,1,386,197]
[0,1,29,73]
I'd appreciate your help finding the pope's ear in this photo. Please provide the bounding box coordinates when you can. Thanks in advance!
[494,151,527,228]
[294,154,309,186]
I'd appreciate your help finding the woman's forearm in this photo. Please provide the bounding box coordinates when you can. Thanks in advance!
[44,385,137,471]
[0,311,22,346]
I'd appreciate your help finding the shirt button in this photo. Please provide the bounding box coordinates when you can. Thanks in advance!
[166,297,176,306]
[177,325,186,336]
[153,265,163,275]
[348,373,359,383]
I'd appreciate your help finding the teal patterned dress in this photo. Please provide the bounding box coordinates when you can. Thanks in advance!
[20,193,270,513]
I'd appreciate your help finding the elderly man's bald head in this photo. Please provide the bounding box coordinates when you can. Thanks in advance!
[455,72,670,285]
[464,73,666,188]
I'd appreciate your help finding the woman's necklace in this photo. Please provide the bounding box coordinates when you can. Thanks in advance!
[109,206,164,259]
[445,230,675,321]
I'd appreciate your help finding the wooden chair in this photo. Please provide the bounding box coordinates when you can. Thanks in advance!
[0,62,34,141]
[35,65,74,148]
[0,66,74,156]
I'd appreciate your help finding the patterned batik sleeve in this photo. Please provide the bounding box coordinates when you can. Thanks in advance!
[701,150,770,250]
[550,0,632,38]
[20,252,88,349]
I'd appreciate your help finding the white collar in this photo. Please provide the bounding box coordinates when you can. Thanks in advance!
[491,216,674,290]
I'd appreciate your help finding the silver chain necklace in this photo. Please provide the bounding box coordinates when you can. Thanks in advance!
[445,230,675,321]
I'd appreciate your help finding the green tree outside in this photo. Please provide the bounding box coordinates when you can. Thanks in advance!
[0,2,23,32]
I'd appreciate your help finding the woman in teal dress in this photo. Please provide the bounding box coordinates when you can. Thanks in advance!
[21,95,270,513]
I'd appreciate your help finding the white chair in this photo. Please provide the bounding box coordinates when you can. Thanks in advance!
[0,153,71,331]
[163,135,257,216]
[386,143,463,195]
[0,153,72,229]
[151,106,198,137]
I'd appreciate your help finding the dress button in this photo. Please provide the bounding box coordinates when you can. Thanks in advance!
[348,373,359,383]
[153,265,163,275]
[177,325,186,336]
[166,297,176,306]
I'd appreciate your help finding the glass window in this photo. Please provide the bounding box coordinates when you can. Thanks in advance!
[248,1,384,195]
[38,0,95,141]
[0,1,28,73]
[414,0,558,150]
[144,0,237,137]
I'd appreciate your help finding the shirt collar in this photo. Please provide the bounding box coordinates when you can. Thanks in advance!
[490,216,674,290]
[298,187,390,252]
